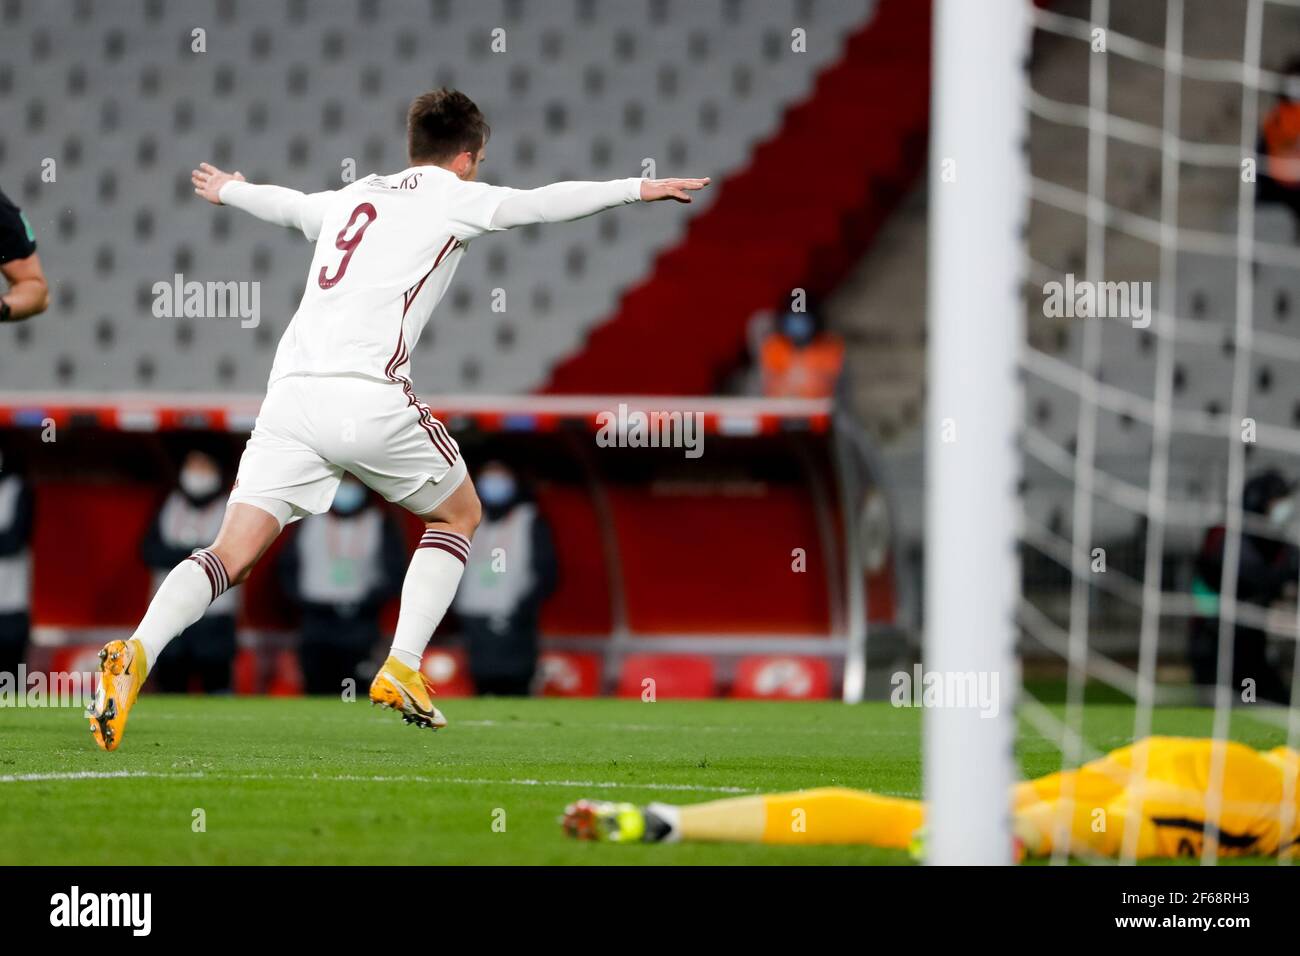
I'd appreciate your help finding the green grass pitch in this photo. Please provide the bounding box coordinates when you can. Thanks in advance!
[0,695,1289,864]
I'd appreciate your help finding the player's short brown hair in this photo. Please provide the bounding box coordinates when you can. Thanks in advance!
[407,89,490,164]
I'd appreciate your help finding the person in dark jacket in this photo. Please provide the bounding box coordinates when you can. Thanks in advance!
[452,461,558,696]
[1189,469,1298,704]
[141,448,240,692]
[0,443,34,677]
[278,476,405,695]
[0,184,49,323]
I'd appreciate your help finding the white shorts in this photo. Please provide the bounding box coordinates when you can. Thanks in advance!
[229,374,467,524]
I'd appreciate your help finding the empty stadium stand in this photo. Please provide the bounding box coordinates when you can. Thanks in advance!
[0,0,876,394]
[1020,0,1300,555]
[545,0,926,394]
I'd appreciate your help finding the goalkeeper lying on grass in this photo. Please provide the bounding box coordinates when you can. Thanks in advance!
[562,737,1300,859]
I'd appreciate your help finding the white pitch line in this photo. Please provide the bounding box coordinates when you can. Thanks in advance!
[256,773,761,794]
[84,715,908,738]
[453,718,913,736]
[0,770,201,783]
[0,768,760,794]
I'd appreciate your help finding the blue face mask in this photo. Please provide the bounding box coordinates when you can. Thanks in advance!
[332,481,367,514]
[478,473,517,508]
[781,312,815,345]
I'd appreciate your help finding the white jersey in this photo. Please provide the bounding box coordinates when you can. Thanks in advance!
[220,168,641,389]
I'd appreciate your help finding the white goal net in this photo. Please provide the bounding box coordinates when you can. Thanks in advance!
[927,0,1300,864]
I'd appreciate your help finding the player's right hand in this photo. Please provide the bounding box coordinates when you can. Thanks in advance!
[192,162,246,205]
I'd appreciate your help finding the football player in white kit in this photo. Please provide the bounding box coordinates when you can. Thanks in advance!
[88,89,709,750]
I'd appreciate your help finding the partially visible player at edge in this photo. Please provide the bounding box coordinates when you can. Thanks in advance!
[86,88,709,750]
[0,184,50,323]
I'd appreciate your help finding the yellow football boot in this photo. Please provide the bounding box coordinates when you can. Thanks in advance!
[86,638,148,752]
[561,800,649,843]
[369,655,447,730]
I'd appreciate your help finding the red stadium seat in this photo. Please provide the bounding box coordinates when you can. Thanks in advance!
[233,648,260,695]
[266,649,304,697]
[43,642,105,686]
[731,655,831,700]
[47,644,107,678]
[537,651,601,697]
[616,654,716,700]
[420,647,475,697]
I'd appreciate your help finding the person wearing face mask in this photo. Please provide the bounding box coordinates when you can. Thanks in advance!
[1188,469,1299,704]
[277,476,406,695]
[0,444,35,678]
[757,301,845,400]
[1257,56,1300,238]
[140,449,239,693]
[452,461,558,696]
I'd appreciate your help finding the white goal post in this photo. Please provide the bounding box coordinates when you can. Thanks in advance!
[924,0,1030,865]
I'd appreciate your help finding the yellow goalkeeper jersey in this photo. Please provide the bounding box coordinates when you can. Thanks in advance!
[1013,736,1300,859]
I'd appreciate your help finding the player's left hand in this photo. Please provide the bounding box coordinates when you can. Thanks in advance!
[192,162,246,205]
[640,177,711,203]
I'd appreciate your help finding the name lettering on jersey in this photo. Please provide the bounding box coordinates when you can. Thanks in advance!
[1150,816,1260,854]
[152,273,260,329]
[368,172,423,190]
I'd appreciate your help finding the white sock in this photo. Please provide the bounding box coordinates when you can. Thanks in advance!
[389,530,470,670]
[133,548,229,672]
[646,802,682,843]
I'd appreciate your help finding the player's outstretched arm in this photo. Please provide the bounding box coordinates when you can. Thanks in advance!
[486,176,710,231]
[191,162,332,240]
